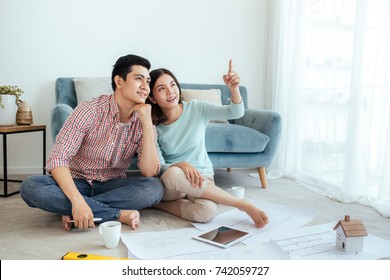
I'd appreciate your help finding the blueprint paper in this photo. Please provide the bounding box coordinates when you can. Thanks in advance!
[121,227,217,259]
[191,198,315,243]
[121,200,389,260]
[164,239,291,260]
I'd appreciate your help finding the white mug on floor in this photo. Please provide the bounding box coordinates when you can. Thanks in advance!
[99,221,121,249]
[227,186,245,199]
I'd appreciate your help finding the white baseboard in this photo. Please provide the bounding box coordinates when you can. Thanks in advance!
[0,166,44,175]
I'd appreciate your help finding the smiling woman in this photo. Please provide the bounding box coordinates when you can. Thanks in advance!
[145,63,270,228]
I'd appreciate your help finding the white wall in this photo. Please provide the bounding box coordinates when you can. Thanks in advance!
[0,0,268,173]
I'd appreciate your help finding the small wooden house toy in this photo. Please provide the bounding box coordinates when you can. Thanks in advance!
[333,215,368,253]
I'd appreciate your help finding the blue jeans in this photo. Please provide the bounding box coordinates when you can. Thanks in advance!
[20,175,164,222]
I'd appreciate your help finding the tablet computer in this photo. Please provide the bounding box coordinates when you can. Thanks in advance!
[192,226,251,248]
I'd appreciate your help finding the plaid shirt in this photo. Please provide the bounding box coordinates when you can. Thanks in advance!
[46,94,160,182]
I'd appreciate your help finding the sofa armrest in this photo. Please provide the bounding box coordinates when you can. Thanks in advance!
[233,109,282,163]
[50,104,74,143]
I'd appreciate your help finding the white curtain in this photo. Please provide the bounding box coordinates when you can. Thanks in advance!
[267,0,390,216]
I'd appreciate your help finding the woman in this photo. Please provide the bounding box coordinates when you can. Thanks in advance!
[147,60,268,228]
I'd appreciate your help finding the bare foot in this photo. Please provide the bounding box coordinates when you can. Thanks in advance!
[62,215,72,231]
[241,201,269,228]
[118,210,140,230]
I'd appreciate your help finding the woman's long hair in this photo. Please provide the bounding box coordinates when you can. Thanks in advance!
[147,68,182,125]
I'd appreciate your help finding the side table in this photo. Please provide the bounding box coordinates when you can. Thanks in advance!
[0,125,46,197]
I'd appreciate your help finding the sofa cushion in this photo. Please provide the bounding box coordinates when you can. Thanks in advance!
[181,89,228,123]
[73,77,112,104]
[181,89,222,105]
[205,123,270,153]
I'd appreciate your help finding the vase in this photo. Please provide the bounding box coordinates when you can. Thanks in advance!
[0,95,18,126]
[16,100,33,125]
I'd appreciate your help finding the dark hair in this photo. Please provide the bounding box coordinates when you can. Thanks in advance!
[147,68,182,125]
[111,54,151,90]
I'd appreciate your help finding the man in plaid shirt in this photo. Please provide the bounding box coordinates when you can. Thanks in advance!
[20,54,164,231]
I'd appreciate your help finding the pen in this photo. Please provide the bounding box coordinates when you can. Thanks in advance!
[69,218,102,223]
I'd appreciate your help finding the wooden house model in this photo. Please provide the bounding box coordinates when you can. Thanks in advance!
[333,215,368,253]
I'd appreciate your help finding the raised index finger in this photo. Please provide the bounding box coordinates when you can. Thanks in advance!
[228,59,233,73]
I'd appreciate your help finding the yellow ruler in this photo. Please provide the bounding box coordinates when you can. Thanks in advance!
[62,251,130,260]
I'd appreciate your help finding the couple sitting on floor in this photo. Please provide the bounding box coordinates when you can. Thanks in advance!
[19,54,269,231]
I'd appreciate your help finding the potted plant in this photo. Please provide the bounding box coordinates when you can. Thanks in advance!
[0,85,23,126]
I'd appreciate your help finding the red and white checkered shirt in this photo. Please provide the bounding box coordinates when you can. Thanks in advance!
[46,94,160,182]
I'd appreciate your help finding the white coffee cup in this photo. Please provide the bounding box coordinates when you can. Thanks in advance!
[99,221,121,249]
[227,186,245,199]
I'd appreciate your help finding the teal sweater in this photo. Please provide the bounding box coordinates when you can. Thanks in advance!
[157,100,244,175]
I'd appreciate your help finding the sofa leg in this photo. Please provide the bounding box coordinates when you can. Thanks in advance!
[258,167,267,188]
[227,168,231,172]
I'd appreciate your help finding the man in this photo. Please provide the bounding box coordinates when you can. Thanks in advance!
[20,54,164,231]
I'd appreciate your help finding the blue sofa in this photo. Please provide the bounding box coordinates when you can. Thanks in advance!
[52,78,282,188]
